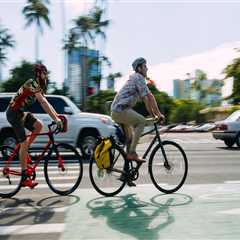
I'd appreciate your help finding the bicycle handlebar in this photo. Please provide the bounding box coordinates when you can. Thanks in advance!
[48,122,61,134]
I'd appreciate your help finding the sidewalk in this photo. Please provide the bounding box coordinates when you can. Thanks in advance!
[61,183,240,240]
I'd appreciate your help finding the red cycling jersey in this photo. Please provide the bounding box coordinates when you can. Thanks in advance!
[9,78,42,111]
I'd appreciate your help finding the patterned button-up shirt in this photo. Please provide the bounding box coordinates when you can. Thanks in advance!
[111,73,150,113]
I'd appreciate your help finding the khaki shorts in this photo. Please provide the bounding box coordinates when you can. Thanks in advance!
[6,107,37,143]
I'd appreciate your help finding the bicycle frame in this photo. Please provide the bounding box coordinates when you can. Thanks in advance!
[117,122,171,176]
[3,123,64,177]
[140,123,170,165]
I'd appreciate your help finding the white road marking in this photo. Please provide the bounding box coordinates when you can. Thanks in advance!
[0,175,79,182]
[0,183,78,190]
[0,224,65,235]
[224,180,240,184]
[218,208,240,215]
[0,206,68,213]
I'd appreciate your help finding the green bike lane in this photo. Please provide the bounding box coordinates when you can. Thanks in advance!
[61,183,240,240]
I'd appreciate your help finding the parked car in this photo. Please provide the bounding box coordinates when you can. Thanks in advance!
[212,110,240,147]
[0,93,116,158]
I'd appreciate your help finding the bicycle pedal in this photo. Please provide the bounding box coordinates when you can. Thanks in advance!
[127,180,136,187]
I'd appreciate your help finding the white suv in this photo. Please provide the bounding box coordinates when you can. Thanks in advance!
[0,93,116,157]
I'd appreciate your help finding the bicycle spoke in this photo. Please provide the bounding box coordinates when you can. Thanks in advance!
[149,141,188,193]
[89,145,127,196]
[44,143,83,195]
[0,146,22,198]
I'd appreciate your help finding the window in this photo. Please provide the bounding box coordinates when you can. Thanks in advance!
[47,97,68,114]
[28,101,44,113]
[0,97,11,112]
[28,97,68,114]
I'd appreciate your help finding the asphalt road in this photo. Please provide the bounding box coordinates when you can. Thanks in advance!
[1,132,240,240]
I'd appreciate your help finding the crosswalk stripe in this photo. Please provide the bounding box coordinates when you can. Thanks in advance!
[0,206,67,213]
[0,176,79,182]
[224,180,240,184]
[0,183,77,190]
[0,223,65,235]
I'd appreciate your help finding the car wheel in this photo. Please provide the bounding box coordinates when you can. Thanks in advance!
[0,131,17,148]
[79,134,98,159]
[224,139,235,148]
[235,132,240,147]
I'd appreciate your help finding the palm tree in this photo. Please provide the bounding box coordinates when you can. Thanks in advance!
[223,57,240,104]
[90,6,110,42]
[191,69,208,103]
[22,0,51,61]
[106,72,122,89]
[191,69,224,106]
[64,6,110,50]
[63,5,110,109]
[0,24,15,81]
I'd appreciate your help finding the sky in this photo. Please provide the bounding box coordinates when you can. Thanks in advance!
[0,0,240,96]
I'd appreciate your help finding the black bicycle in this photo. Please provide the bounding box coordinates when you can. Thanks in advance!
[89,120,188,197]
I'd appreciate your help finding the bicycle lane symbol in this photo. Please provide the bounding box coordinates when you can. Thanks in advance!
[86,193,193,240]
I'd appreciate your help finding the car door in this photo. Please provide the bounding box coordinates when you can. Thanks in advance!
[45,97,73,145]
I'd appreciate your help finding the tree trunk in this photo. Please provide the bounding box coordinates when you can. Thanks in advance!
[35,26,40,61]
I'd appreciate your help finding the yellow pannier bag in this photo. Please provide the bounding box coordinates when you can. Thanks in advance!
[94,138,112,169]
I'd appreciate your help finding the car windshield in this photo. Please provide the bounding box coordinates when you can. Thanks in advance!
[63,97,81,114]
[226,111,240,121]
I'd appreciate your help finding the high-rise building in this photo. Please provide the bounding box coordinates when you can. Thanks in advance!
[66,47,101,107]
[173,77,223,105]
[173,79,191,99]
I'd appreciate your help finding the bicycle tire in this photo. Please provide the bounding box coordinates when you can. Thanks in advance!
[0,146,22,198]
[89,144,127,197]
[149,140,188,194]
[44,143,83,196]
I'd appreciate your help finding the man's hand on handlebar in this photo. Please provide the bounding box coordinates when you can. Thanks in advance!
[155,113,165,124]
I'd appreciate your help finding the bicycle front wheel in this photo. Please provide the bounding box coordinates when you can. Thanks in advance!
[44,143,83,195]
[89,144,127,197]
[149,140,188,194]
[0,146,22,198]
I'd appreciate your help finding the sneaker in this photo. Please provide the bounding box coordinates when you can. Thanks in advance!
[21,178,38,189]
[126,153,146,163]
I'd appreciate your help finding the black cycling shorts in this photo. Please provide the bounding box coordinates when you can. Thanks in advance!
[6,107,38,143]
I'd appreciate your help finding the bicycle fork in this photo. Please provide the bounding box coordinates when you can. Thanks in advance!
[159,144,171,170]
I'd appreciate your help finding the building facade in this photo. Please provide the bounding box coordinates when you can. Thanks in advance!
[173,79,192,99]
[66,47,101,107]
[173,78,223,105]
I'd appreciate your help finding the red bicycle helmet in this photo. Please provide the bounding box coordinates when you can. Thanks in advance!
[35,63,48,75]
[34,63,48,89]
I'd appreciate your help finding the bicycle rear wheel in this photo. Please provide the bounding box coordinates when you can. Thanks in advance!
[0,146,22,198]
[44,143,83,195]
[149,140,188,194]
[89,144,127,197]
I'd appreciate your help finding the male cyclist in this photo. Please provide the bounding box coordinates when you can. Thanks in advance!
[6,63,64,188]
[111,57,165,163]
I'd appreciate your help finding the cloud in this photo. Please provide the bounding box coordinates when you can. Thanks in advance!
[115,41,240,97]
